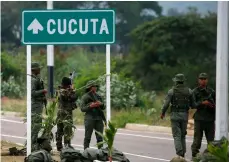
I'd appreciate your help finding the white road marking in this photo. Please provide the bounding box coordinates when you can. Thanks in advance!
[118,128,194,139]
[1,134,170,161]
[1,134,26,139]
[116,132,207,144]
[1,118,24,124]
[0,118,207,144]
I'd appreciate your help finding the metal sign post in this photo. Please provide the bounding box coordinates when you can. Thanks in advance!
[215,1,229,140]
[106,44,111,124]
[47,1,54,98]
[26,45,32,156]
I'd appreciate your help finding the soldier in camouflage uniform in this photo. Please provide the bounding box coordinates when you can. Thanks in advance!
[191,73,215,159]
[80,80,105,150]
[161,74,195,158]
[31,62,47,151]
[55,77,78,151]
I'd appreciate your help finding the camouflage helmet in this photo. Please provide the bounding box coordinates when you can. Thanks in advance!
[198,73,208,79]
[61,77,71,86]
[85,80,99,89]
[31,62,42,70]
[172,74,186,82]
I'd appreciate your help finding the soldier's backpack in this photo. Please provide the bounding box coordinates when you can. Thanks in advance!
[98,147,130,162]
[60,146,83,162]
[171,86,190,112]
[24,149,53,162]
[81,148,101,162]
[170,156,187,162]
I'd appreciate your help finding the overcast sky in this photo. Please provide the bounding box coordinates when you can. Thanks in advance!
[159,1,217,15]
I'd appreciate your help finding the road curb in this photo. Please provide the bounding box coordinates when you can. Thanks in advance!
[1,111,22,117]
[125,123,194,136]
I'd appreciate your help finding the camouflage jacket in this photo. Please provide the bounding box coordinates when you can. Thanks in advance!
[80,91,105,120]
[31,75,46,102]
[161,84,195,121]
[31,75,46,114]
[192,86,215,121]
[57,87,78,112]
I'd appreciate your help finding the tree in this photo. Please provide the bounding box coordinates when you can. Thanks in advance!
[128,10,217,91]
[167,8,182,16]
[1,1,46,46]
[107,1,162,53]
[1,1,162,53]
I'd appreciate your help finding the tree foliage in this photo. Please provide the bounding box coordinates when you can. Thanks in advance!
[128,10,217,90]
[1,1,162,52]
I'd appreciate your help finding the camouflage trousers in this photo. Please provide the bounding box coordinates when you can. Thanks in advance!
[31,113,42,152]
[84,119,104,150]
[171,120,188,157]
[55,111,73,150]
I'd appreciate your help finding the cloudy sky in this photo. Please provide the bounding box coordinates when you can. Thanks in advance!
[159,1,217,15]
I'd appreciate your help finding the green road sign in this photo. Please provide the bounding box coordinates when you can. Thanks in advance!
[22,10,115,45]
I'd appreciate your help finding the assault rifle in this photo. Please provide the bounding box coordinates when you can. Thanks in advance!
[202,93,215,108]
[69,71,75,85]
[89,93,107,126]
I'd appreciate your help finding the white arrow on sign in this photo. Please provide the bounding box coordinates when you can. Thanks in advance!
[27,18,44,34]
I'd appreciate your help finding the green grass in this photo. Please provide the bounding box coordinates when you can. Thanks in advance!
[1,97,26,115]
[111,109,170,128]
[1,140,60,162]
[1,96,173,128]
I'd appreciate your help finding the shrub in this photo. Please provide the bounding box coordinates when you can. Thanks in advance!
[1,76,24,98]
[1,52,24,81]
[97,73,138,110]
[194,137,229,162]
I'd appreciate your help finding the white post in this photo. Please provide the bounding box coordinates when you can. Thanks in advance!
[47,1,54,97]
[215,1,229,140]
[106,44,111,125]
[26,45,32,156]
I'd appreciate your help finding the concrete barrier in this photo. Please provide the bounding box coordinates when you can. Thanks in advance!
[125,124,149,131]
[125,120,195,136]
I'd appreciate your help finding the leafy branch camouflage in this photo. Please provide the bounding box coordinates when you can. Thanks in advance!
[55,86,78,150]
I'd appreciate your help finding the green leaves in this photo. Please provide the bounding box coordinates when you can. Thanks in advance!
[128,11,217,91]
[194,137,229,162]
[96,121,118,158]
[97,73,138,110]
[40,99,58,141]
[207,137,228,162]
[1,76,23,98]
[62,119,77,140]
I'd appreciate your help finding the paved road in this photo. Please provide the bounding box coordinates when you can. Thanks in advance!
[1,116,208,162]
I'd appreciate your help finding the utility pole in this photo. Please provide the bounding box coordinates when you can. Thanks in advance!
[47,1,54,98]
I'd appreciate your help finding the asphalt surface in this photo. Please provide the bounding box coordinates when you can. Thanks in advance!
[1,116,208,162]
